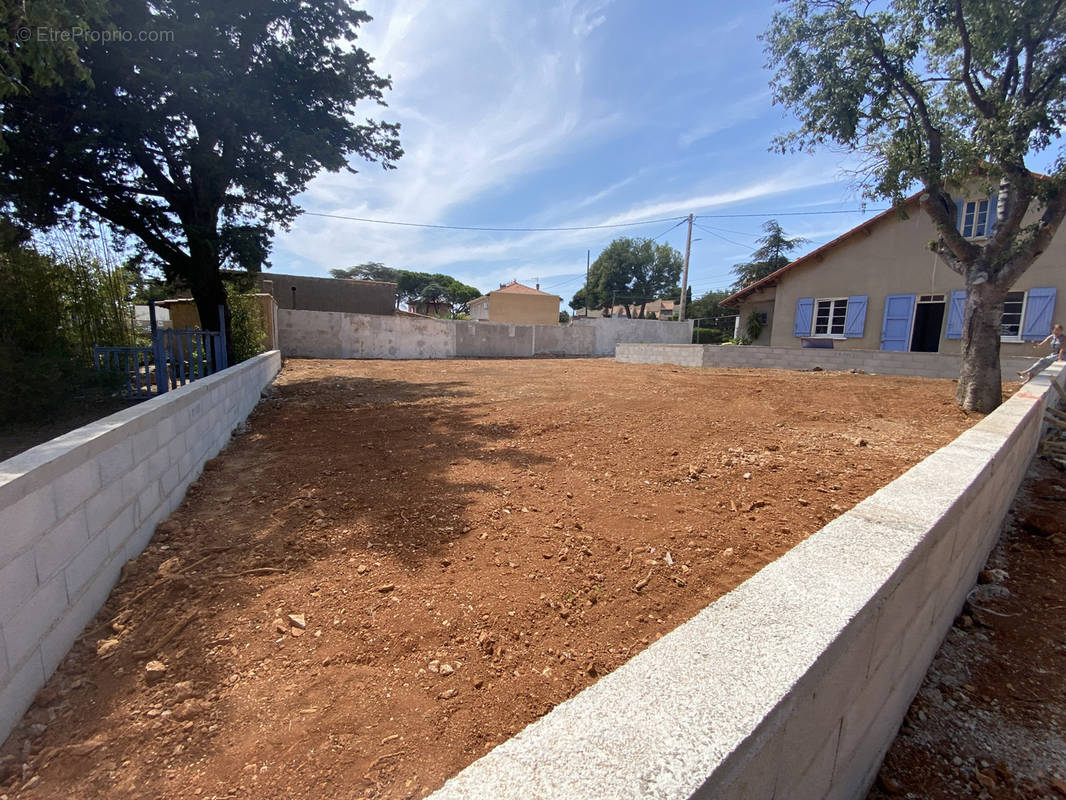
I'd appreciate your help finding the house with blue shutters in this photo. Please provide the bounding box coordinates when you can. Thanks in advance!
[721,188,1062,358]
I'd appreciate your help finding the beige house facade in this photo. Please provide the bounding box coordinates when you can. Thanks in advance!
[468,281,561,326]
[723,188,1064,356]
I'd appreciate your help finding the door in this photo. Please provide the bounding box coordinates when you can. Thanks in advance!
[880,294,916,351]
[910,296,946,352]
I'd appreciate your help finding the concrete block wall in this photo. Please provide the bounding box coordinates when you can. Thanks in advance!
[429,364,1062,800]
[615,342,1033,379]
[278,309,692,359]
[0,350,281,744]
[573,317,694,356]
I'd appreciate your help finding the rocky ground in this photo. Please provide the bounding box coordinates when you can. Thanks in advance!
[1,358,978,799]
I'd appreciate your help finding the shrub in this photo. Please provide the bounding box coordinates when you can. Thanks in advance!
[693,327,729,344]
[0,229,134,422]
[226,289,267,363]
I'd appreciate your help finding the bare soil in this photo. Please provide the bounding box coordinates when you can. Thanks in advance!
[869,456,1066,800]
[1,358,981,800]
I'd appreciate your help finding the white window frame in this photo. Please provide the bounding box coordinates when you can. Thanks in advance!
[811,296,849,338]
[1000,290,1027,342]
[960,198,991,239]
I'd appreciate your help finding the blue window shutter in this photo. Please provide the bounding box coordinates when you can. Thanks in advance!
[844,295,868,337]
[794,298,814,337]
[945,290,966,339]
[1021,288,1056,341]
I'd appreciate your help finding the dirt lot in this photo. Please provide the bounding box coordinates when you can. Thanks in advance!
[869,456,1066,800]
[1,358,982,799]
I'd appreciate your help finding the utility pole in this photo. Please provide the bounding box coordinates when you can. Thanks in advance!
[585,250,590,317]
[679,213,693,321]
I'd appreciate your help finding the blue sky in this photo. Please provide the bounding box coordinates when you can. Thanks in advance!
[265,1,974,304]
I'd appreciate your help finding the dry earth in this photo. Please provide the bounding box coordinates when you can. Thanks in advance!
[1,358,981,799]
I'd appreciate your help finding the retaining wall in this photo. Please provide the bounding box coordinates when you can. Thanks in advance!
[0,351,282,743]
[429,364,1063,800]
[615,342,1034,378]
[277,309,692,359]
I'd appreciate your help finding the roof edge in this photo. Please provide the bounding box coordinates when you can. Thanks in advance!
[720,192,923,307]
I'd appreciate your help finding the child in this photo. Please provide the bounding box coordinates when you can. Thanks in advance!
[1019,322,1065,384]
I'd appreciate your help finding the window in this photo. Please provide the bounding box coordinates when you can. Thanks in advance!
[812,298,848,336]
[1001,291,1025,339]
[960,199,991,238]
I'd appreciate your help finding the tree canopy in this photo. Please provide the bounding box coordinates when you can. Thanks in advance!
[0,0,402,361]
[330,264,481,317]
[730,221,806,291]
[572,237,683,318]
[0,0,105,110]
[765,0,1066,411]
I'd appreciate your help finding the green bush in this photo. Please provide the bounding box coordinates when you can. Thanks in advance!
[0,229,135,423]
[693,327,729,344]
[226,290,267,363]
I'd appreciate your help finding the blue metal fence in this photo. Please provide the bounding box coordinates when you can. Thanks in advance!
[92,345,156,399]
[93,302,229,400]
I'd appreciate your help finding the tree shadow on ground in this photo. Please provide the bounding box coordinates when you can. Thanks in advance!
[1,370,556,798]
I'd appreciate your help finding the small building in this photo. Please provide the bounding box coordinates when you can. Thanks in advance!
[407,299,451,317]
[605,298,677,319]
[251,273,396,315]
[722,186,1064,354]
[468,281,562,326]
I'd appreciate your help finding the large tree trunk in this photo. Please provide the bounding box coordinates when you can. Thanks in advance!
[185,233,235,367]
[956,281,1007,413]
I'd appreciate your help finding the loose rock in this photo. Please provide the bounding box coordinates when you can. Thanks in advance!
[144,661,167,684]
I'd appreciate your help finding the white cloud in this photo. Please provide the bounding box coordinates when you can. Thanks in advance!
[274,0,623,279]
[678,89,771,148]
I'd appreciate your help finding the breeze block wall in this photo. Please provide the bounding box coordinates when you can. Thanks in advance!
[428,364,1062,800]
[615,342,1033,379]
[0,350,281,743]
[277,309,693,359]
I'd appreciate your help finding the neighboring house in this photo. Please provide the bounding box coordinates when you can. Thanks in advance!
[467,281,562,326]
[155,294,281,350]
[601,298,677,319]
[251,273,396,315]
[407,299,451,317]
[722,187,1064,354]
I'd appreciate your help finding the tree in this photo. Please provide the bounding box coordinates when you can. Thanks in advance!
[330,262,399,284]
[559,309,571,324]
[765,0,1066,412]
[0,0,105,110]
[0,0,402,363]
[569,287,589,314]
[731,221,806,291]
[331,264,480,315]
[583,237,684,318]
[687,289,738,341]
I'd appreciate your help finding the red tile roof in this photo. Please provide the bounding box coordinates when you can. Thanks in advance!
[493,280,558,297]
[721,191,923,307]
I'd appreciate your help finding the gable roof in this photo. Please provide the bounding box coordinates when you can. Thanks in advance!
[721,192,923,307]
[493,280,558,296]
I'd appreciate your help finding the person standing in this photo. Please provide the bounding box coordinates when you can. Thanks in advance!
[1019,323,1065,384]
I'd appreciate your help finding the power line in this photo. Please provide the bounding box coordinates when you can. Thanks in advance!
[692,222,750,248]
[300,206,883,235]
[695,208,884,219]
[302,210,688,233]
[649,218,688,241]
